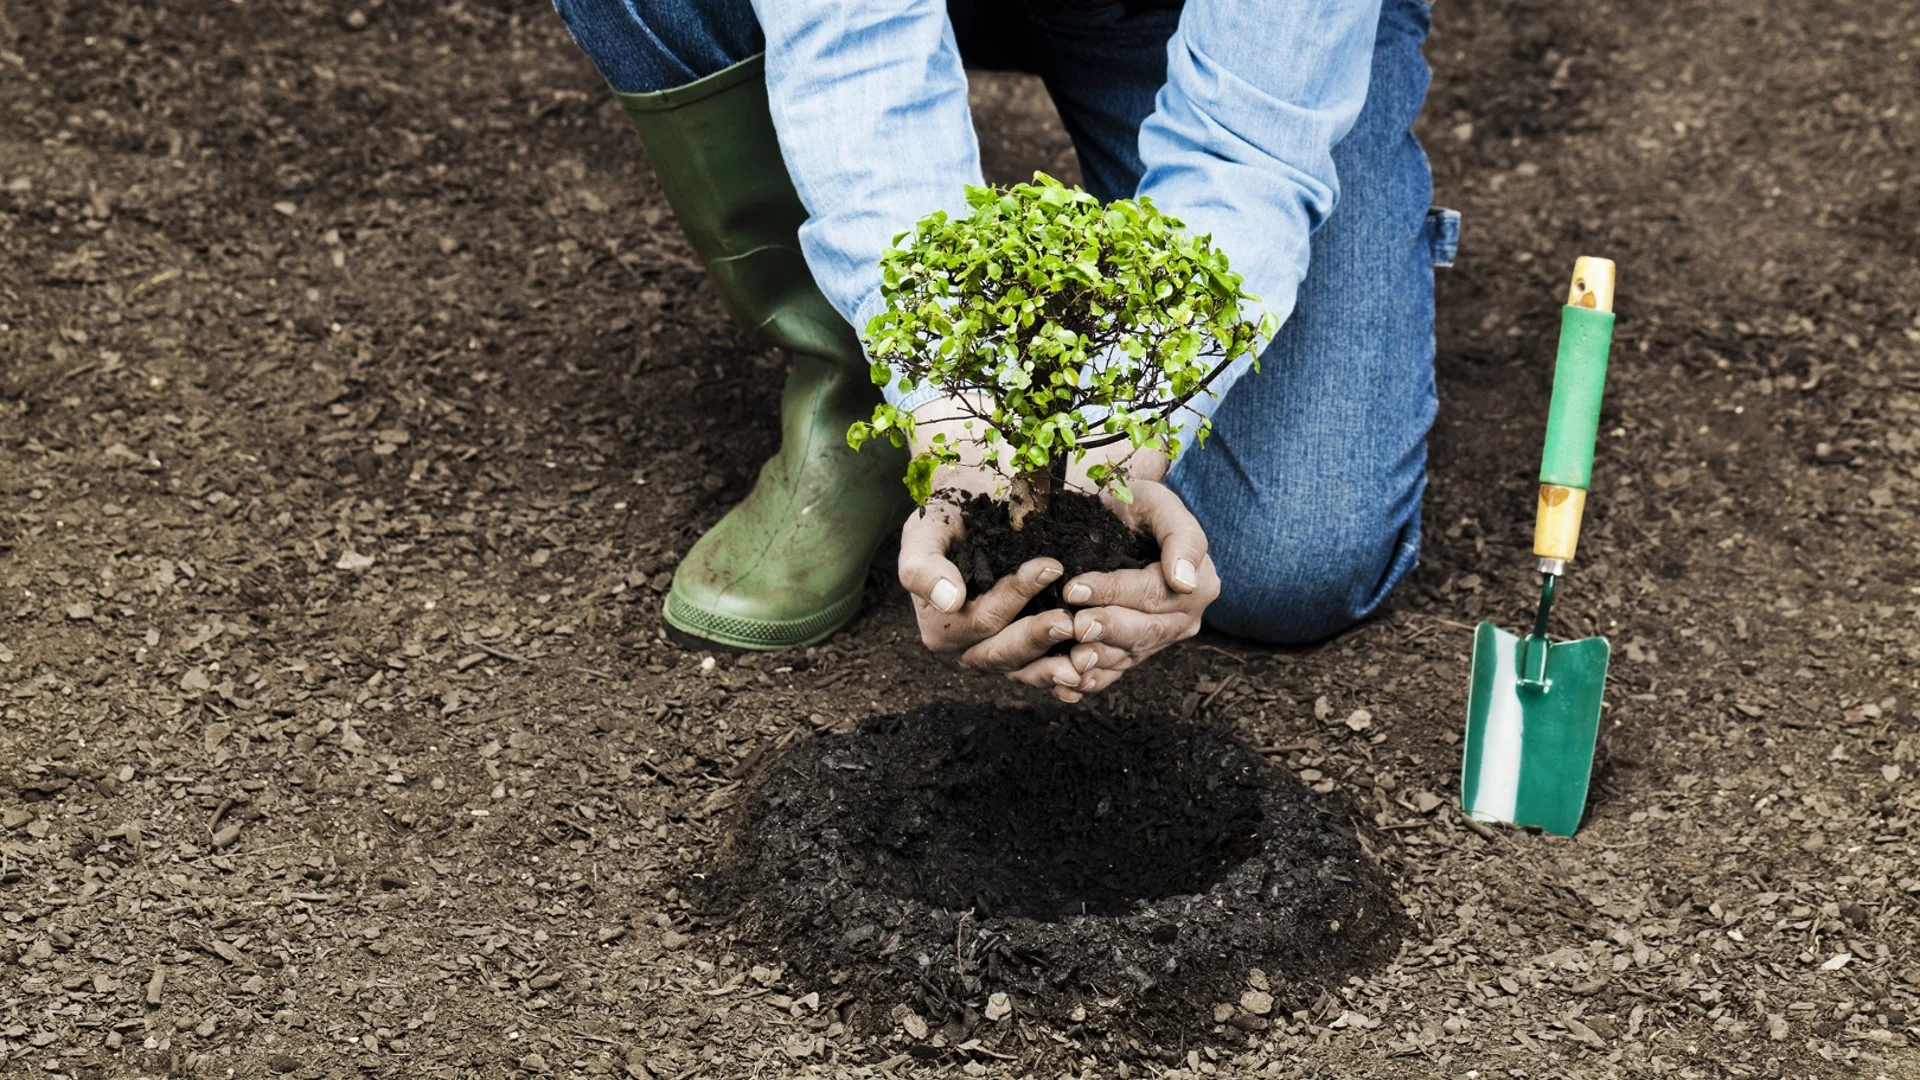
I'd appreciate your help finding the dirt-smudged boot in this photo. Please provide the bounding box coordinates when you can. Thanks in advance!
[616,56,911,651]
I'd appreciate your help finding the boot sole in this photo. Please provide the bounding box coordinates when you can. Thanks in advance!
[662,586,865,652]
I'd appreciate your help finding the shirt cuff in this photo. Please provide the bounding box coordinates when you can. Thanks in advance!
[1075,344,1254,464]
[1167,350,1256,457]
[856,289,947,415]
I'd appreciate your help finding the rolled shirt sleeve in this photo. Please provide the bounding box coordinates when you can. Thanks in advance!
[1128,0,1383,454]
[749,0,983,414]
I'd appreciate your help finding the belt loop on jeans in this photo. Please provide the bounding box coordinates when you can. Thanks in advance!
[1426,207,1461,268]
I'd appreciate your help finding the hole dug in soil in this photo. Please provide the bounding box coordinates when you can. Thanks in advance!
[705,702,1399,1046]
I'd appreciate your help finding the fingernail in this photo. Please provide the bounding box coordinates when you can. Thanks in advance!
[1074,651,1096,673]
[1048,624,1072,642]
[1064,583,1092,605]
[1054,672,1082,689]
[1173,558,1197,590]
[930,579,961,613]
[1082,621,1104,643]
[1037,565,1062,585]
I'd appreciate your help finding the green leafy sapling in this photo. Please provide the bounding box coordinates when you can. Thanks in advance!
[847,173,1275,529]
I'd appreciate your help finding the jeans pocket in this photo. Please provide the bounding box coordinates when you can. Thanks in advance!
[1426,207,1461,268]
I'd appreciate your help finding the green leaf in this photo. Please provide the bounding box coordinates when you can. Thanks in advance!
[903,455,937,505]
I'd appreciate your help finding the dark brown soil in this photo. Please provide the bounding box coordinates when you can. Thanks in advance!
[706,702,1397,1039]
[2,0,1917,1075]
[951,489,1159,610]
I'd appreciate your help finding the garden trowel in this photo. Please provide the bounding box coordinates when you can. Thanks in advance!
[1461,257,1617,837]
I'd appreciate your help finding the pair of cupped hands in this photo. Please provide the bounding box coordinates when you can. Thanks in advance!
[894,402,1220,701]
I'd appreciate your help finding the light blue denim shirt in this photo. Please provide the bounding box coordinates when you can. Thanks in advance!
[752,0,1382,451]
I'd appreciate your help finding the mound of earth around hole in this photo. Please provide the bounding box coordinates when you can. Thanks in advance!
[703,702,1399,1042]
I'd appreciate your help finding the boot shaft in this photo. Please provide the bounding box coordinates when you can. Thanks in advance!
[616,56,861,366]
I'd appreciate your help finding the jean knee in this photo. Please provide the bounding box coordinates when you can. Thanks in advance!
[1204,509,1421,646]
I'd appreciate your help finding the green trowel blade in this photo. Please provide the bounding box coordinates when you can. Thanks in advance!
[1461,622,1610,837]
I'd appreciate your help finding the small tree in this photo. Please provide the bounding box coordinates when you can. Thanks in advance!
[848,174,1274,527]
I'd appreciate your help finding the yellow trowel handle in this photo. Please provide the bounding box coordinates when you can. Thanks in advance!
[1534,257,1617,574]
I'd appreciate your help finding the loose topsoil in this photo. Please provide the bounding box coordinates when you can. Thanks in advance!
[2,0,1917,1077]
[705,701,1396,1043]
[950,489,1159,612]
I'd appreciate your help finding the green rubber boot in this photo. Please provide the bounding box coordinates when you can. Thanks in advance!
[616,56,911,651]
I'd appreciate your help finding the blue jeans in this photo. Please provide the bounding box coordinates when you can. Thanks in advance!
[555,0,1456,645]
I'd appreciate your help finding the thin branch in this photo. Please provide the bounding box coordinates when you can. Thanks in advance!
[1077,340,1247,451]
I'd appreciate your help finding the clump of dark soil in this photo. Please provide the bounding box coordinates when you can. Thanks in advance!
[705,701,1399,1041]
[950,489,1160,612]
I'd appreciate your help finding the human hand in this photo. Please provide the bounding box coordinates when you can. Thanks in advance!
[1041,476,1217,702]
[894,402,1217,701]
[894,398,1080,688]
[896,474,1081,682]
